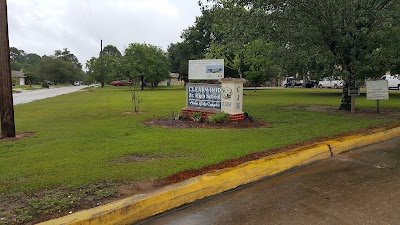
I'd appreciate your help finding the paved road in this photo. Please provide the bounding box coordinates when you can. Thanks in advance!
[13,86,88,105]
[137,137,400,225]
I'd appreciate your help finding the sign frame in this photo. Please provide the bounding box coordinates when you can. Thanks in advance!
[348,87,360,96]
[188,59,224,80]
[366,80,389,100]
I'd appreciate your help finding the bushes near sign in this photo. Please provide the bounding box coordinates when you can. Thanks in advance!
[192,112,202,122]
[207,112,229,123]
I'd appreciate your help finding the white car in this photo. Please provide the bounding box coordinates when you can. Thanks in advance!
[73,81,80,86]
[318,77,343,89]
[381,74,400,90]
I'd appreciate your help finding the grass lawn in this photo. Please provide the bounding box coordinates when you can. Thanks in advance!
[1,86,400,222]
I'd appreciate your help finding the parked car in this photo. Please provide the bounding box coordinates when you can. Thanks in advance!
[73,81,80,86]
[381,74,400,90]
[283,77,315,88]
[318,77,343,89]
[110,81,133,86]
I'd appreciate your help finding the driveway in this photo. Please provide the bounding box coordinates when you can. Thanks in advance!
[137,137,400,225]
[13,86,88,105]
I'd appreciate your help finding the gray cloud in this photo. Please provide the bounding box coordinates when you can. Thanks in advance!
[7,0,201,66]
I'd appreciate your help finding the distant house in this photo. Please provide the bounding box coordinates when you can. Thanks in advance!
[11,70,26,85]
[159,73,185,87]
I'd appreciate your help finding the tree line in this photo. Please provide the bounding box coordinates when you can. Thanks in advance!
[10,47,84,85]
[86,43,170,89]
[168,0,400,110]
[10,43,171,89]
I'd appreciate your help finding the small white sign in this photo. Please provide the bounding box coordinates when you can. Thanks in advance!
[366,80,389,100]
[189,59,224,80]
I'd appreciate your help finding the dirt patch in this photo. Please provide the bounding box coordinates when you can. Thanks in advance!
[112,154,194,164]
[302,106,400,119]
[0,132,35,142]
[146,118,269,129]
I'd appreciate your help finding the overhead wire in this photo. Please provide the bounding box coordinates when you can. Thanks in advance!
[74,0,101,41]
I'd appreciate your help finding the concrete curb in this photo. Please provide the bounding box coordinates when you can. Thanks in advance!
[39,126,400,225]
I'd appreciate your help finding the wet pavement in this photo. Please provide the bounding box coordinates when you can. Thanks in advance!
[13,86,88,105]
[137,137,400,225]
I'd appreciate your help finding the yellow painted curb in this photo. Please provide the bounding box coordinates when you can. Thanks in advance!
[326,126,400,155]
[38,144,331,225]
[39,126,400,225]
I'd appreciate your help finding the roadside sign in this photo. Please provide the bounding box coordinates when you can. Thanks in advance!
[366,80,389,100]
[348,87,360,96]
[189,59,224,80]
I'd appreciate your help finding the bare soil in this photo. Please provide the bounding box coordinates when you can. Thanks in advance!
[2,107,400,224]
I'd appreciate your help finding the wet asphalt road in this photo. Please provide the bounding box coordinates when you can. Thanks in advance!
[137,137,400,225]
[12,86,88,105]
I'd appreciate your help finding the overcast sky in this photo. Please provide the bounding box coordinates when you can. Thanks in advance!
[7,0,202,67]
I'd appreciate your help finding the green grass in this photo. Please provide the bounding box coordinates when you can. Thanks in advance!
[1,87,400,196]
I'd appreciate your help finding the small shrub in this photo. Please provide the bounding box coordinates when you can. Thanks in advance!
[207,112,229,123]
[41,82,49,89]
[169,111,180,121]
[191,112,202,122]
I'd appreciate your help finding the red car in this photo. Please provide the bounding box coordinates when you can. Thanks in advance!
[110,81,133,86]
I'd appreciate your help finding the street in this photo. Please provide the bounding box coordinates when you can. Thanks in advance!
[12,85,88,105]
[137,137,400,225]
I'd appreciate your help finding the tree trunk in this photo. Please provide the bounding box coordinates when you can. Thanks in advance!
[140,76,144,90]
[339,74,355,111]
[0,0,16,138]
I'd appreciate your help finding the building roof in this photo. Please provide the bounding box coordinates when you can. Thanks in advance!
[11,70,26,78]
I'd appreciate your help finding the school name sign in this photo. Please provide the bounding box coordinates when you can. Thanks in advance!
[187,84,221,110]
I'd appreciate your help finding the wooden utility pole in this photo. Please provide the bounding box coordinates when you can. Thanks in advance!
[100,39,104,88]
[0,0,15,138]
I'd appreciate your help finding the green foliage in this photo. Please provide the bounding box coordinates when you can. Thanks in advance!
[122,43,170,89]
[191,112,202,122]
[102,45,122,58]
[207,112,229,123]
[9,46,85,84]
[41,82,49,89]
[168,8,219,81]
[29,195,78,214]
[169,111,181,120]
[14,207,33,222]
[37,57,82,84]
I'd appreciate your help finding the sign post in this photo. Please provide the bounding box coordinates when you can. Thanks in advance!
[366,80,389,113]
[348,87,360,113]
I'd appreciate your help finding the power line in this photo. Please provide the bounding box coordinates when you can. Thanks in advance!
[74,0,101,40]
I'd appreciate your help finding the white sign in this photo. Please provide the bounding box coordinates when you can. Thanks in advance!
[189,59,224,80]
[366,80,389,100]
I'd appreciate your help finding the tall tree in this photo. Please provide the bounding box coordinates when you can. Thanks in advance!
[9,47,25,63]
[216,0,400,110]
[122,43,170,90]
[37,57,82,84]
[53,48,82,70]
[103,45,122,58]
[168,9,218,81]
[86,45,123,87]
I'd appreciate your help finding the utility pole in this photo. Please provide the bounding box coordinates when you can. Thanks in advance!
[0,0,15,138]
[100,39,104,88]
